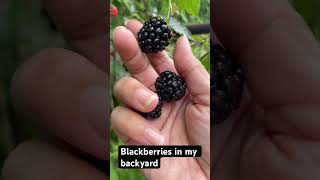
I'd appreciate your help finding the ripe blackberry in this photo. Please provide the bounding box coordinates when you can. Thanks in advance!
[155,71,186,102]
[137,17,172,53]
[139,100,162,119]
[212,43,244,125]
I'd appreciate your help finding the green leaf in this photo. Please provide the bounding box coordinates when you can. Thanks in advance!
[172,0,200,16]
[169,17,193,40]
[110,162,119,180]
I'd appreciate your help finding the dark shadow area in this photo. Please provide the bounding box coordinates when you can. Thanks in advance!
[0,0,108,179]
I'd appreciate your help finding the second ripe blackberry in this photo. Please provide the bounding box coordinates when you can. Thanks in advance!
[137,17,172,53]
[138,71,186,120]
[155,71,187,102]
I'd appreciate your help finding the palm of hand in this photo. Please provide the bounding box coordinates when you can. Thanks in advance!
[214,90,320,180]
[137,94,209,180]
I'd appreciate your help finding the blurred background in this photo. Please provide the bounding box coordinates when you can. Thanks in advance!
[0,0,319,180]
[0,1,68,178]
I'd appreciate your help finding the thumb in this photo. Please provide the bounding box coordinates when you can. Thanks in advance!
[174,36,210,178]
[173,35,210,105]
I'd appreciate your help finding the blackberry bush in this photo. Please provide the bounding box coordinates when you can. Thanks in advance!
[137,17,172,53]
[212,44,244,125]
[155,71,187,102]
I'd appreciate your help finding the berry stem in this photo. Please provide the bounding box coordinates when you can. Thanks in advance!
[167,0,172,25]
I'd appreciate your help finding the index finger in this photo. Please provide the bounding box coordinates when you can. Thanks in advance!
[113,26,158,87]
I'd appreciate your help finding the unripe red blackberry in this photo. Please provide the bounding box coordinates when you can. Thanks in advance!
[137,17,172,53]
[110,6,118,17]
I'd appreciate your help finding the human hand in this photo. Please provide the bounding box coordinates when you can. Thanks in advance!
[213,0,320,179]
[2,0,108,179]
[111,20,210,180]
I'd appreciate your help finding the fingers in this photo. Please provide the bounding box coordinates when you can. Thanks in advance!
[111,106,165,145]
[44,0,108,71]
[2,140,107,180]
[124,19,142,38]
[174,35,210,105]
[125,19,177,73]
[113,26,158,87]
[213,0,320,106]
[11,48,108,160]
[114,76,159,112]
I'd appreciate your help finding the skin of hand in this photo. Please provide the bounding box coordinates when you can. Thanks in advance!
[2,0,108,179]
[111,20,210,180]
[212,0,320,179]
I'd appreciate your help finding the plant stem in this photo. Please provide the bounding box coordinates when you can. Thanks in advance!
[166,0,172,24]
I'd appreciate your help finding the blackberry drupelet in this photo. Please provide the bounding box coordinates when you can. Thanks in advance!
[137,17,172,53]
[212,43,244,125]
[155,71,186,102]
[139,100,162,119]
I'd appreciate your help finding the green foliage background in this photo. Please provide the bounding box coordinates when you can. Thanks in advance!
[0,0,318,180]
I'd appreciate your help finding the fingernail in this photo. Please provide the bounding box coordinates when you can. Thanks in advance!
[183,34,190,44]
[113,26,125,38]
[124,19,130,26]
[144,127,165,145]
[183,34,187,39]
[136,89,158,108]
